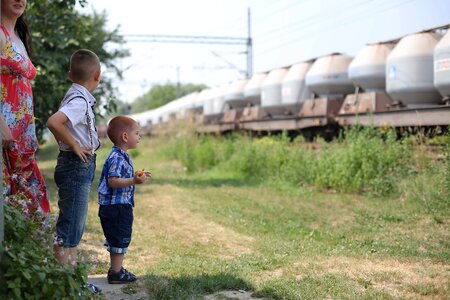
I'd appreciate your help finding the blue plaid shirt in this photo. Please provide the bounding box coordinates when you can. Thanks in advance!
[98,146,135,206]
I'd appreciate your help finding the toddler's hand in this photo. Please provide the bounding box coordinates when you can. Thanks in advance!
[134,169,151,184]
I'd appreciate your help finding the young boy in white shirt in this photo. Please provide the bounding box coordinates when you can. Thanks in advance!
[47,49,102,293]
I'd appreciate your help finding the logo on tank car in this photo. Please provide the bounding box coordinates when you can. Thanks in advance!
[435,58,450,72]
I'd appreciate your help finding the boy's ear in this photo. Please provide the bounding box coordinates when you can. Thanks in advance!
[94,69,101,82]
[67,70,73,81]
[121,131,128,142]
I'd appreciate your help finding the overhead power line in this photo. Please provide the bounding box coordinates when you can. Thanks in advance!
[122,8,254,78]
[252,0,311,23]
[124,34,248,45]
[255,0,417,58]
[255,0,373,42]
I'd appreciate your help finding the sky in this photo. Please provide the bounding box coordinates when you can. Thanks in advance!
[78,0,450,103]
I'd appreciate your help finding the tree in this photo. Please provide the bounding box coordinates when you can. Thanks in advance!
[26,0,129,141]
[131,83,208,113]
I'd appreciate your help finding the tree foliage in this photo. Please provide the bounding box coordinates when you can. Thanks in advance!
[26,0,129,141]
[131,83,208,113]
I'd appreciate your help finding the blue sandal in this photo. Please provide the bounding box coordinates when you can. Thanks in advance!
[83,282,102,294]
[107,267,137,284]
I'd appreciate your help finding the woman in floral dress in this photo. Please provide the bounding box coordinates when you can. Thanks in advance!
[1,0,49,214]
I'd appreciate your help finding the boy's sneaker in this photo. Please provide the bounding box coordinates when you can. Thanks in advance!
[107,267,137,284]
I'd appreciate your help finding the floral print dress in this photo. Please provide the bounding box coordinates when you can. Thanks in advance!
[1,24,49,214]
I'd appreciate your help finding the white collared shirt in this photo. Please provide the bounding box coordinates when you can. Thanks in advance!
[58,83,100,152]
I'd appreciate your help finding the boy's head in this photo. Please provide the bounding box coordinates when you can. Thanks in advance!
[68,49,101,90]
[107,115,140,149]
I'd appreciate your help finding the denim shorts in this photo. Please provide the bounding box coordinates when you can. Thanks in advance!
[55,151,96,248]
[98,204,133,254]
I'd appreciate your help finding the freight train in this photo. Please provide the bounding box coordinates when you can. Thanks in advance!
[129,24,450,139]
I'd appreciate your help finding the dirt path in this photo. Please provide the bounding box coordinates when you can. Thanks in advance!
[89,275,264,300]
[101,288,265,300]
[88,275,148,299]
[204,290,265,299]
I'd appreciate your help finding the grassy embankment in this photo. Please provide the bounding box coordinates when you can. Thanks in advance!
[37,126,449,300]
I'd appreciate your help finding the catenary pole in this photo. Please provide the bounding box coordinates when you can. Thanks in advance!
[247,7,253,78]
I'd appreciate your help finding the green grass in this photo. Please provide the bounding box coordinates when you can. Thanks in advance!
[37,132,450,300]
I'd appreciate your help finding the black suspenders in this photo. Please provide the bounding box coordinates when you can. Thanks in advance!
[64,94,100,151]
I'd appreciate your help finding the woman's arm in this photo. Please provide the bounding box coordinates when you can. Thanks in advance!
[0,30,13,148]
[0,28,5,51]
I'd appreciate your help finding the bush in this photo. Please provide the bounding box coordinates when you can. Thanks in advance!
[0,194,91,299]
[164,127,439,197]
[226,134,299,183]
[166,133,237,173]
[400,140,450,223]
[312,127,413,195]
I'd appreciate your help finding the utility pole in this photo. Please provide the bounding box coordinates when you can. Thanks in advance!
[247,7,253,78]
[176,66,181,98]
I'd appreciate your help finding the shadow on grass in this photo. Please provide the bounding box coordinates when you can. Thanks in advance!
[149,176,259,188]
[140,273,266,300]
[37,141,255,190]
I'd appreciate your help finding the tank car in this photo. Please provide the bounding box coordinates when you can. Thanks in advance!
[132,24,450,138]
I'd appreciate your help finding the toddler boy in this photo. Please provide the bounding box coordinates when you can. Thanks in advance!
[98,115,151,283]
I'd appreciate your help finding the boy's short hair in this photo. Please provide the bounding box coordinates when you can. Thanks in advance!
[69,49,100,83]
[107,115,138,144]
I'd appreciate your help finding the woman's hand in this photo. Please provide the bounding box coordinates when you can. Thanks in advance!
[1,117,14,149]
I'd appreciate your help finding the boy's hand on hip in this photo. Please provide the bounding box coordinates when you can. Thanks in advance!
[73,146,93,162]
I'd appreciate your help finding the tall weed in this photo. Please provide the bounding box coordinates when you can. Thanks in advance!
[400,138,450,223]
[313,127,412,195]
[165,132,237,172]
[229,136,286,181]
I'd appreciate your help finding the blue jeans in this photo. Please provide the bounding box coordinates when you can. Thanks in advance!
[55,151,96,247]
